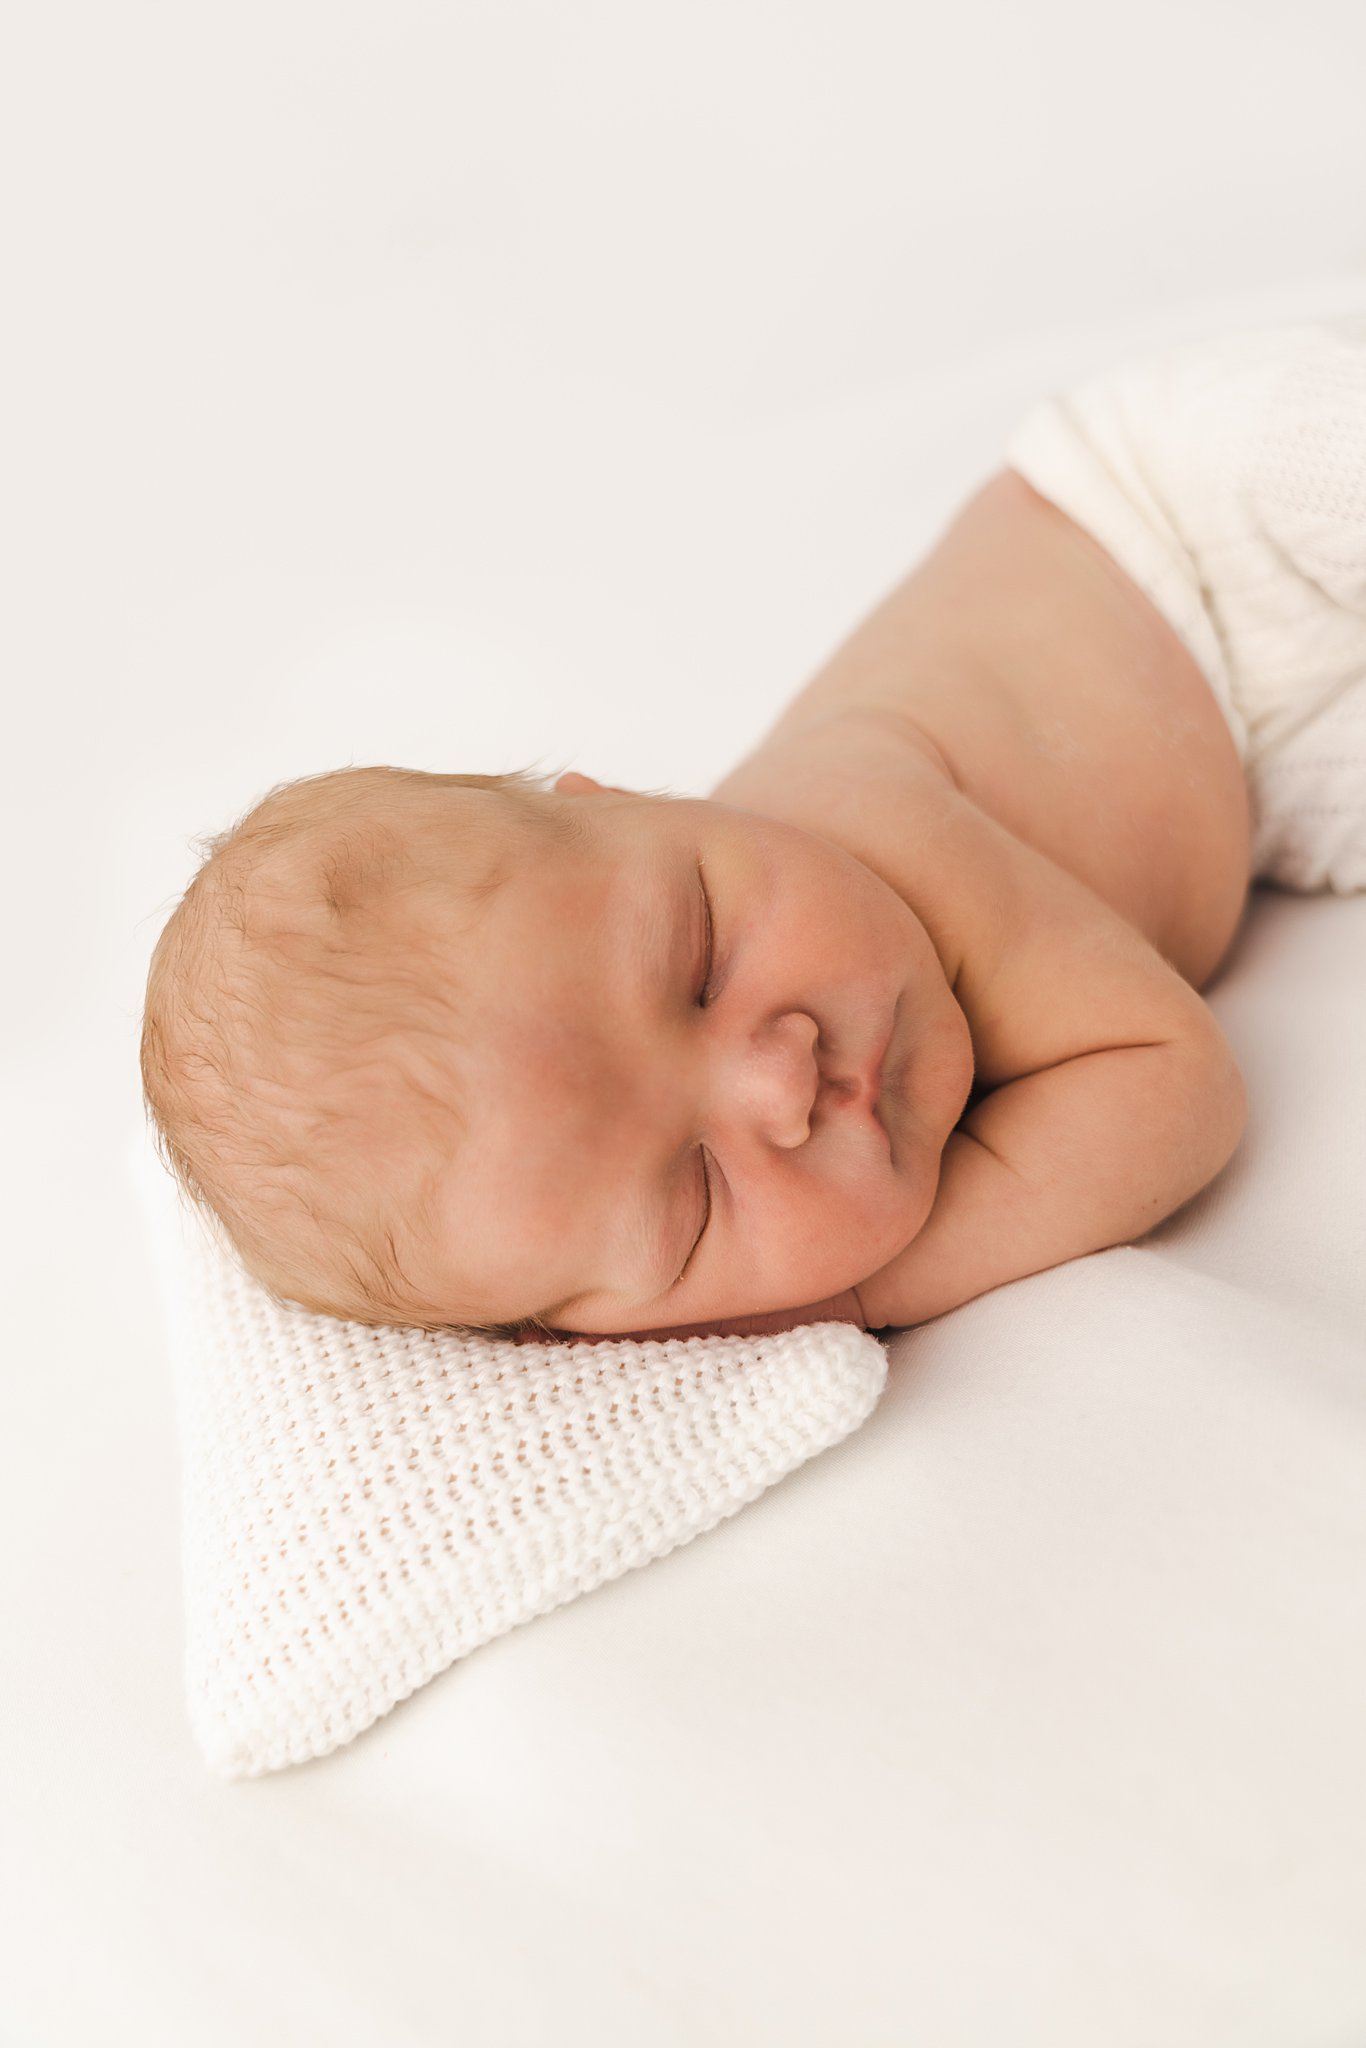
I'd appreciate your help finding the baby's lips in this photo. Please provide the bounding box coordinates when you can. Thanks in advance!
[511,1288,868,1346]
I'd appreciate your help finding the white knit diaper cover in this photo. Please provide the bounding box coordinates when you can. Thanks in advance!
[1004,315,1366,894]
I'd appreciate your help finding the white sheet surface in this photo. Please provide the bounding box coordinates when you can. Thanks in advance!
[5,0,1366,2040]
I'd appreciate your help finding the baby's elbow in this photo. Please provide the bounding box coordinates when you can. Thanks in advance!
[1195,1032,1249,1178]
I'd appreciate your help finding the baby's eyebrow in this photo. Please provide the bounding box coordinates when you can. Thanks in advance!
[623,847,691,1005]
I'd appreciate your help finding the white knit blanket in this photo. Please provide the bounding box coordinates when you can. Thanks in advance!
[130,1135,888,1777]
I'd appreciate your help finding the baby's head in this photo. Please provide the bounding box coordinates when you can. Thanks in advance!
[141,762,971,1338]
[140,762,579,1337]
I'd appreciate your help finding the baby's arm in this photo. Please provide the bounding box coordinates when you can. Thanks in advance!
[857,1037,1243,1330]
[859,802,1247,1332]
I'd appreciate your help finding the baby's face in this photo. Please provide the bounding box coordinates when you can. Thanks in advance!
[416,786,974,1334]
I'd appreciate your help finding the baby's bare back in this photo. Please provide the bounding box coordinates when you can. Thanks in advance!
[714,467,1252,994]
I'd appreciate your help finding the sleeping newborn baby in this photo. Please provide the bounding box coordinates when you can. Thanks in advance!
[139,314,1366,1344]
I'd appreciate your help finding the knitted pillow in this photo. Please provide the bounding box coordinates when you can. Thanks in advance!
[130,1137,889,1778]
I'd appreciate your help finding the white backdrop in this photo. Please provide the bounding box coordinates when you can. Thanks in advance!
[4,2,1366,2042]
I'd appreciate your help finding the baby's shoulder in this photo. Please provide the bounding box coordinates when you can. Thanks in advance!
[711,708,1217,1089]
[842,719,1215,1083]
[710,703,987,983]
[720,468,1250,988]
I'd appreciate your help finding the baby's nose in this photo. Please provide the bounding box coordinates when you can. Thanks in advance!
[708,1010,821,1150]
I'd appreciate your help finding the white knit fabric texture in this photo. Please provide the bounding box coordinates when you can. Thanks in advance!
[1004,314,1366,894]
[131,1136,888,1778]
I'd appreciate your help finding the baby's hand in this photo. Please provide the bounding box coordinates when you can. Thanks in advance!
[511,1288,869,1346]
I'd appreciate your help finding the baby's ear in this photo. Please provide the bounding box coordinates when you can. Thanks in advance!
[554,771,633,799]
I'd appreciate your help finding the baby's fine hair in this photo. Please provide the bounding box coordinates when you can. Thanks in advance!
[139,761,587,1337]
